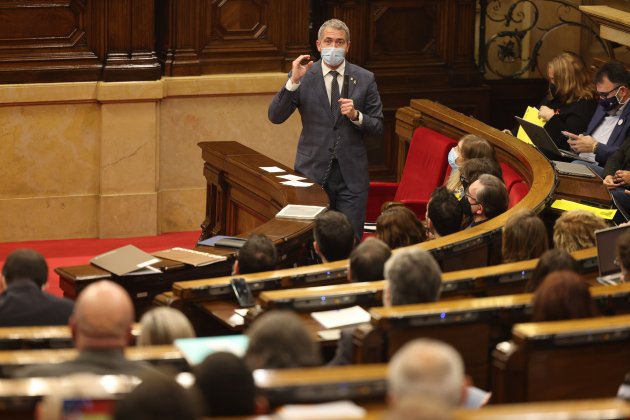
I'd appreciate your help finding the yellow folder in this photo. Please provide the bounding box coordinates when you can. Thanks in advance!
[516,106,546,145]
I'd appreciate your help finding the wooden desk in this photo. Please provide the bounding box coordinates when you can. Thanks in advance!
[0,324,141,350]
[354,282,630,390]
[455,398,630,419]
[493,314,630,403]
[254,364,387,407]
[555,172,612,206]
[0,345,185,378]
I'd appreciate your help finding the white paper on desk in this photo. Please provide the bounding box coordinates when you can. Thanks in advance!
[317,329,341,341]
[276,174,307,181]
[280,180,314,187]
[260,166,285,173]
[277,400,365,419]
[234,308,249,317]
[311,306,371,329]
[227,313,245,327]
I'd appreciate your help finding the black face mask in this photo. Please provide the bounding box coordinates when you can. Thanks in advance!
[461,196,472,217]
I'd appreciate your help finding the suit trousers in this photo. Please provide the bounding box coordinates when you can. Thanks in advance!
[324,159,367,241]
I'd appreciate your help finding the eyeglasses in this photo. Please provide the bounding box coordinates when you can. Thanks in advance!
[321,38,347,48]
[465,192,478,205]
[597,85,622,99]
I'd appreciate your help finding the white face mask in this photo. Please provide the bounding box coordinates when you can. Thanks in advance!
[321,47,345,67]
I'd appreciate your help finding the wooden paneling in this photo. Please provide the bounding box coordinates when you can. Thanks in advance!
[157,0,310,76]
[0,0,160,83]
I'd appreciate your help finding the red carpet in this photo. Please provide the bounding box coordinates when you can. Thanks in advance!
[0,231,200,298]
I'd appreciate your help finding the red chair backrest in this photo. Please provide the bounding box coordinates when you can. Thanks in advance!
[394,128,457,203]
[500,162,522,192]
[508,181,530,208]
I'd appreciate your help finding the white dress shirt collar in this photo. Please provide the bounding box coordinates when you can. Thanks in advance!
[322,60,346,77]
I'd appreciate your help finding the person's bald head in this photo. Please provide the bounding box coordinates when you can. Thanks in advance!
[71,281,134,350]
[388,339,465,408]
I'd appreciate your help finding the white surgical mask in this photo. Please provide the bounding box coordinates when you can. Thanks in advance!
[321,47,345,67]
[448,147,459,171]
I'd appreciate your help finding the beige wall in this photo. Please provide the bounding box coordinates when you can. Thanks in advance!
[0,74,301,241]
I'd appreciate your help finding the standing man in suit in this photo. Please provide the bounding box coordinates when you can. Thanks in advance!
[268,19,384,239]
[564,61,630,176]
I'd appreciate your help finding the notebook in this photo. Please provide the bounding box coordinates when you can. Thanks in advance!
[552,161,597,178]
[276,205,327,220]
[197,235,247,249]
[90,245,161,276]
[515,116,593,163]
[595,224,630,285]
[152,247,227,267]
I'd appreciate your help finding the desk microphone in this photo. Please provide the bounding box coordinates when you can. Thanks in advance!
[342,74,349,98]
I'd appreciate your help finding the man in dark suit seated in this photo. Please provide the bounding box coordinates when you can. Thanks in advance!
[603,135,630,222]
[565,61,630,176]
[15,280,161,379]
[0,249,73,327]
[465,174,508,228]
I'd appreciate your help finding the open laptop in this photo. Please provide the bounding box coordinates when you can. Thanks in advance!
[515,116,593,163]
[595,224,630,285]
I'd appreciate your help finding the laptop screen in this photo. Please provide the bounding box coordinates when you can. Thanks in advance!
[596,224,630,277]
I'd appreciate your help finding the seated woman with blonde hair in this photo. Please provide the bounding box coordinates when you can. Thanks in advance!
[537,52,596,149]
[502,209,548,263]
[553,210,608,253]
[446,134,497,195]
[136,307,195,346]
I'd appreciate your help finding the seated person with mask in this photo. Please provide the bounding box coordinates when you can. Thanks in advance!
[564,61,630,176]
[464,174,508,228]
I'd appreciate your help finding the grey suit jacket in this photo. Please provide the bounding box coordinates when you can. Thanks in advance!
[268,60,383,193]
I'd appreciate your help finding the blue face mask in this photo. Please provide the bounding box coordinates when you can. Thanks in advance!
[448,147,459,171]
[600,87,622,112]
[321,47,345,67]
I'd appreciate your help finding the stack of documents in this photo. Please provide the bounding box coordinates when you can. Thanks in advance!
[90,245,160,276]
[276,205,327,220]
[152,247,227,267]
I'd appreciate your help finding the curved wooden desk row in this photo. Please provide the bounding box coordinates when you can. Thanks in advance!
[0,324,141,351]
[351,282,630,390]
[55,99,566,310]
[166,246,597,311]
[255,247,600,311]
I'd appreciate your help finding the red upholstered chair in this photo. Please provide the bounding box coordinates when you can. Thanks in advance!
[365,128,457,222]
[499,162,522,192]
[508,182,530,208]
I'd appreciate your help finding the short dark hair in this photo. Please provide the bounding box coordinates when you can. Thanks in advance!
[194,352,256,417]
[2,249,48,287]
[617,229,630,273]
[376,206,426,249]
[244,310,321,370]
[595,61,630,87]
[384,249,442,305]
[427,187,463,237]
[238,234,278,274]
[461,157,503,186]
[313,210,355,262]
[532,271,596,322]
[349,237,391,282]
[475,174,508,219]
[114,374,200,420]
[525,248,580,293]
